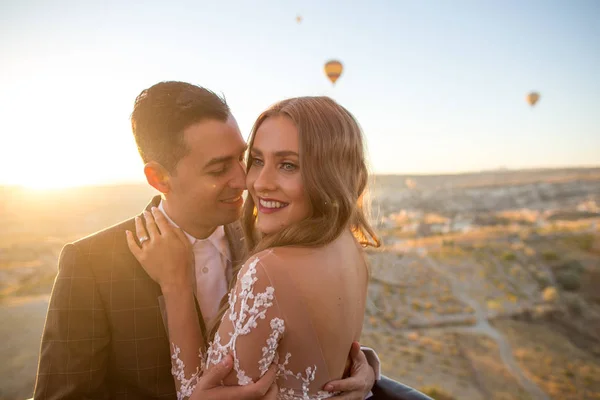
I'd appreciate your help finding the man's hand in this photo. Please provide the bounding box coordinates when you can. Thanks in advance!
[191,354,278,400]
[323,342,375,400]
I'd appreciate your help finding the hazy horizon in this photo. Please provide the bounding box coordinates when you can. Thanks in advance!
[2,164,599,191]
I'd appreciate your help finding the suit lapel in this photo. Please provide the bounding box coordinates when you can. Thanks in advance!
[224,220,247,271]
[144,195,162,213]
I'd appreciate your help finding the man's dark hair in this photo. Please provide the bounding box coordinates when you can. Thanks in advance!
[131,81,230,173]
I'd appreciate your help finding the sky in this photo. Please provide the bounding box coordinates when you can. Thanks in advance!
[1,0,599,188]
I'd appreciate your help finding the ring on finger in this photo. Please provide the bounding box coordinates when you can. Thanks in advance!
[139,236,150,245]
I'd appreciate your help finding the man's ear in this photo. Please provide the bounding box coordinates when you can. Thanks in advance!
[144,162,171,194]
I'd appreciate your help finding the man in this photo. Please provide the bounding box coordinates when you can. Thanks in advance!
[34,81,429,400]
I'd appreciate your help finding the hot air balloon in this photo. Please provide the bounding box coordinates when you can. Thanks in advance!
[526,92,540,107]
[324,60,343,85]
[296,15,303,23]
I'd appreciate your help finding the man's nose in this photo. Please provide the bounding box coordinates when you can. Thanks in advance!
[229,159,247,190]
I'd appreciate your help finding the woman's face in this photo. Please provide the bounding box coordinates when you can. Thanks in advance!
[246,115,311,235]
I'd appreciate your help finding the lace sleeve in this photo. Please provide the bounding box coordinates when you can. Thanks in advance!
[205,256,285,386]
[160,288,205,400]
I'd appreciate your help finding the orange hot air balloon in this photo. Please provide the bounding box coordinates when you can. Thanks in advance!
[296,15,303,23]
[324,60,343,85]
[526,92,540,106]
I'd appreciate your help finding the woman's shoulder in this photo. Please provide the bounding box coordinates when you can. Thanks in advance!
[249,245,321,266]
[245,232,364,271]
[253,233,360,262]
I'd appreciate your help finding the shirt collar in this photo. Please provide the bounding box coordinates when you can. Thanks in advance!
[157,200,230,261]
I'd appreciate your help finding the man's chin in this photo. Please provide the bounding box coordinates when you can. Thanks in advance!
[218,207,243,224]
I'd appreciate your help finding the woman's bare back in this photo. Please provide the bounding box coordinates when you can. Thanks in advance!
[204,230,368,399]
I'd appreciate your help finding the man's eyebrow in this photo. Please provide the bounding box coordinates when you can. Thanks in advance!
[203,155,233,169]
[250,148,299,157]
[203,145,248,170]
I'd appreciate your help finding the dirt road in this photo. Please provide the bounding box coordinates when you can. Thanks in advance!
[423,256,549,400]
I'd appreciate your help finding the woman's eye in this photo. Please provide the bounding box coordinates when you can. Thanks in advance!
[282,162,297,171]
[251,158,264,166]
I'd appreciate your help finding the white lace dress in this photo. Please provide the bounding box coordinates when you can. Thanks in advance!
[172,233,368,400]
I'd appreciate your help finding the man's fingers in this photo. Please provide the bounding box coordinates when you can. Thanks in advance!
[349,341,362,361]
[197,363,278,400]
[329,392,363,400]
[253,362,278,395]
[198,355,233,389]
[324,341,368,393]
[324,376,361,393]
[350,343,368,369]
[125,231,142,260]
[263,382,279,400]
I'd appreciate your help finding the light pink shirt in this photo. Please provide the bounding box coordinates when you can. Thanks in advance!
[158,201,230,324]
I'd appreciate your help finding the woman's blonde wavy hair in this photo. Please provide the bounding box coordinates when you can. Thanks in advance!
[207,96,380,343]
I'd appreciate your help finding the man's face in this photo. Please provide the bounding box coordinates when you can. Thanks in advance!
[165,115,246,237]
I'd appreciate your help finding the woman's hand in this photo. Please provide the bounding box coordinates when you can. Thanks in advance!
[126,207,194,293]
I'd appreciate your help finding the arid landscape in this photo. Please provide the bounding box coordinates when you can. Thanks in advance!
[1,167,599,399]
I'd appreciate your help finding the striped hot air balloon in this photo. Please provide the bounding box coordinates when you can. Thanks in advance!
[324,60,343,85]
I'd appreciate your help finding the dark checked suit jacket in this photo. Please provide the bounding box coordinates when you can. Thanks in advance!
[33,196,246,400]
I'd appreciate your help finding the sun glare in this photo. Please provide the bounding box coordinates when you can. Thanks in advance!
[21,179,83,191]
[10,164,102,190]
[14,174,86,190]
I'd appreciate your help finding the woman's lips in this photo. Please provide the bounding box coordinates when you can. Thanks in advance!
[258,197,289,214]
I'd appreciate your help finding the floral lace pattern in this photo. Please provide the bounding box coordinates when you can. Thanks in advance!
[170,344,201,400]
[172,256,337,399]
[206,257,281,387]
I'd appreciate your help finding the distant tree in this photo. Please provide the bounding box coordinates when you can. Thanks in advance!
[535,274,551,290]
[575,234,594,252]
[542,251,559,262]
[564,294,584,316]
[556,260,584,275]
[592,234,600,254]
[581,269,600,304]
[556,270,581,291]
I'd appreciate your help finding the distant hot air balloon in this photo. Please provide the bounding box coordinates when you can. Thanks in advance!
[526,92,540,107]
[296,15,303,23]
[324,60,343,85]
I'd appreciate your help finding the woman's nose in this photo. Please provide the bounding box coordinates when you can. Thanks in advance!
[253,165,277,193]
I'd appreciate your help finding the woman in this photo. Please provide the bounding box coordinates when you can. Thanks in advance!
[129,96,379,400]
